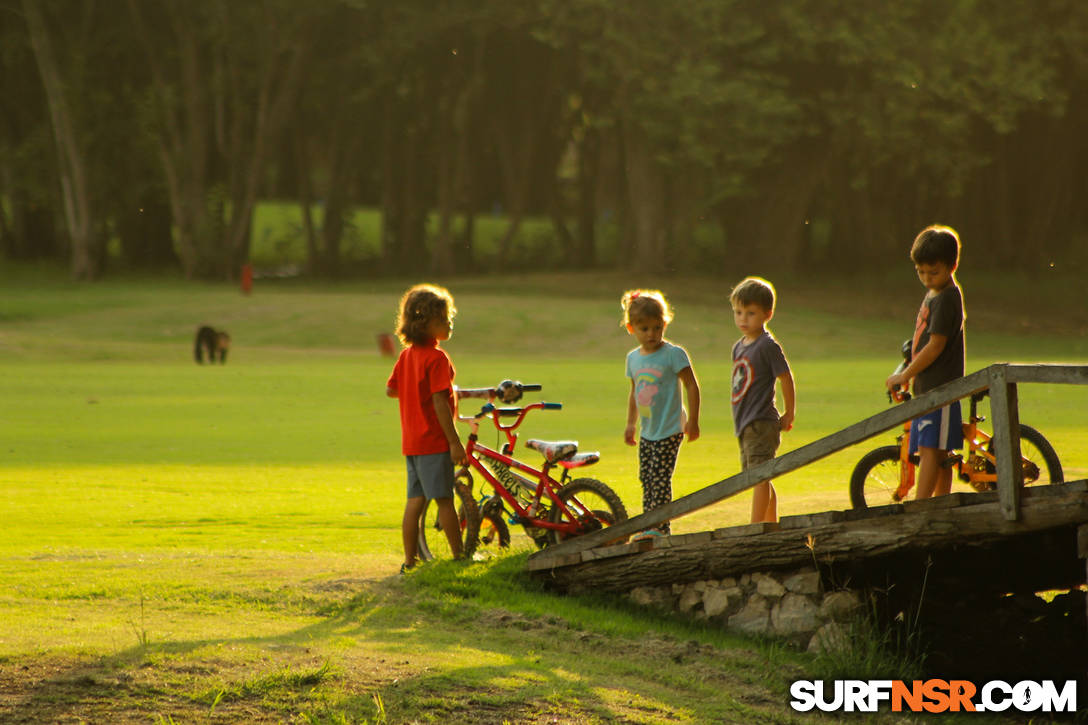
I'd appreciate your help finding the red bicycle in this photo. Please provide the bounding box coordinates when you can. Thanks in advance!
[416,380,628,560]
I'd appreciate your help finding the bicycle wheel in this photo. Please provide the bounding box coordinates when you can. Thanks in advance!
[418,477,480,562]
[849,445,901,510]
[477,496,511,550]
[985,424,1064,486]
[546,477,628,546]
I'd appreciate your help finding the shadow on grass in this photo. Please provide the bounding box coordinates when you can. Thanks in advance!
[1,553,810,724]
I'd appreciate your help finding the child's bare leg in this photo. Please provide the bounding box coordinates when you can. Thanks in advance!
[750,481,778,524]
[402,496,426,566]
[915,446,947,499]
[434,497,464,558]
[933,455,954,496]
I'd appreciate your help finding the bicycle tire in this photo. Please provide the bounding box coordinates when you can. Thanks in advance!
[849,445,901,510]
[417,477,480,562]
[987,424,1063,487]
[546,477,628,546]
[478,496,511,549]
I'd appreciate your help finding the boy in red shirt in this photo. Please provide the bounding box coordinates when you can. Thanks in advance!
[386,284,466,572]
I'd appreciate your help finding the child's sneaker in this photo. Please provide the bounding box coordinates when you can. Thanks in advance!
[630,529,664,543]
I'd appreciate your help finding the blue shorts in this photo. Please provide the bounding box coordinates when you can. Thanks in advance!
[405,452,455,501]
[909,402,964,455]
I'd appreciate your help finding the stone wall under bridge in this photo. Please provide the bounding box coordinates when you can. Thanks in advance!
[627,566,865,653]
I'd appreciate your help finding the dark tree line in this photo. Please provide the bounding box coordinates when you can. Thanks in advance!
[2,0,1086,281]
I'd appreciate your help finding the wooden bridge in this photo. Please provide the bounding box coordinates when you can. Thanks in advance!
[527,363,1088,595]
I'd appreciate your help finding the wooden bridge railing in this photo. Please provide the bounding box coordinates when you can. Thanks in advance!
[530,363,1088,565]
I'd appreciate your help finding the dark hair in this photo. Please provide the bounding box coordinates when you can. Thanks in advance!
[730,277,776,313]
[395,283,456,346]
[910,225,961,268]
[620,289,674,324]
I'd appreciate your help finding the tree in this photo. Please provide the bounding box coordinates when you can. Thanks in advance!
[21,0,105,279]
[128,0,312,279]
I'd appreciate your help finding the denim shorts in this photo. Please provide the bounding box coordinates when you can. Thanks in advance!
[739,419,781,470]
[909,401,964,455]
[405,451,455,500]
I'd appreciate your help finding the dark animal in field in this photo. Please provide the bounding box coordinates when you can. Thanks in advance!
[194,326,231,364]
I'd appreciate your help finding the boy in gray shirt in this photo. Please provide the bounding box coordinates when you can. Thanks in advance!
[730,277,796,524]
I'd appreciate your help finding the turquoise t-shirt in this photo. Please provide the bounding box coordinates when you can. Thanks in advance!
[625,341,691,441]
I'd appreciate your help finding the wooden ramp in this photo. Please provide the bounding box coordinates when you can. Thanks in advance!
[529,479,1088,595]
[526,364,1088,592]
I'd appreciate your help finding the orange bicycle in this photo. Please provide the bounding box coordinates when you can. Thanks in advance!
[849,343,1063,510]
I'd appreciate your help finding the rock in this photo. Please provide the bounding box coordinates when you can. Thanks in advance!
[820,590,863,621]
[630,586,673,610]
[678,584,702,614]
[753,572,786,598]
[719,576,737,589]
[771,593,822,636]
[729,594,770,635]
[808,622,850,653]
[702,587,734,618]
[783,570,821,595]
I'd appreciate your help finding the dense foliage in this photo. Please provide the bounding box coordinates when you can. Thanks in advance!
[2,0,1086,279]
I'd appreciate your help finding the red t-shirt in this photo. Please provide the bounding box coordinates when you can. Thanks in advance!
[386,341,456,455]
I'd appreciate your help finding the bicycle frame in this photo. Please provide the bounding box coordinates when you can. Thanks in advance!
[455,391,611,538]
[462,433,587,537]
[888,390,1030,501]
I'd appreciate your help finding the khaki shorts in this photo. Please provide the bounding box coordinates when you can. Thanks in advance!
[739,419,781,470]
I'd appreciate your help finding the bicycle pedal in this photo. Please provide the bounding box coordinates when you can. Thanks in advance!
[943,455,963,468]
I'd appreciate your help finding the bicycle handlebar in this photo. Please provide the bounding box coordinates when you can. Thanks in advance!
[455,379,541,404]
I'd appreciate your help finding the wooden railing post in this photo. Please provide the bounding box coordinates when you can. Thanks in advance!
[988,365,1023,521]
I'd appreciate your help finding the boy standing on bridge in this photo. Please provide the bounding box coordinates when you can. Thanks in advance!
[885,225,966,500]
[730,277,796,524]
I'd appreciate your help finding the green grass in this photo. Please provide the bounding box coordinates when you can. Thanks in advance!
[0,264,1085,722]
[249,201,626,269]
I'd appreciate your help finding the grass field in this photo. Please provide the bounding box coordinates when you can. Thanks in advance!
[1,263,1085,723]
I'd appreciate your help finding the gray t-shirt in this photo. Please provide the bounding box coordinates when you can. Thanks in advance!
[731,331,789,436]
[911,282,965,394]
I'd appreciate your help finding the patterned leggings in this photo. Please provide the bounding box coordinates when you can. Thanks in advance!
[638,432,683,534]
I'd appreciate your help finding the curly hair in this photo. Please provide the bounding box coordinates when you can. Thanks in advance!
[730,277,776,314]
[395,283,456,346]
[620,289,674,325]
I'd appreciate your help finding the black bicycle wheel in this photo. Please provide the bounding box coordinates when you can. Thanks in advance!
[849,445,901,510]
[986,424,1064,487]
[418,476,480,562]
[477,496,511,550]
[546,477,628,546]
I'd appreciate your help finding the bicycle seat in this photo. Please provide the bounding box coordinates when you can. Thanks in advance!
[559,451,600,469]
[525,439,578,464]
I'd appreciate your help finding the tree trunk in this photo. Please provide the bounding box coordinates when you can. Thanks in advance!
[574,124,600,264]
[22,0,102,280]
[621,121,667,271]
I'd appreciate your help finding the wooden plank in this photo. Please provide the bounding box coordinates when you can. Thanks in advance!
[842,502,904,521]
[778,511,845,529]
[525,551,583,571]
[901,491,991,512]
[581,541,644,562]
[989,366,1023,521]
[1004,364,1088,386]
[528,366,996,563]
[710,522,779,539]
[1022,479,1088,499]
